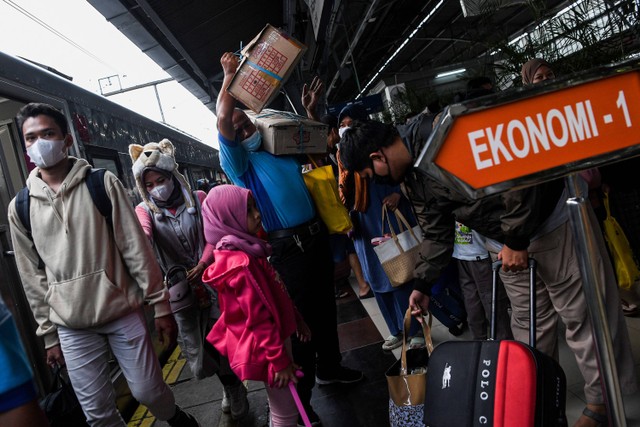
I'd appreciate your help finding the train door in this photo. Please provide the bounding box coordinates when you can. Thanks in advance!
[0,117,49,395]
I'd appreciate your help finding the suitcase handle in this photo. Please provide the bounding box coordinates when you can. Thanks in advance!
[491,259,538,347]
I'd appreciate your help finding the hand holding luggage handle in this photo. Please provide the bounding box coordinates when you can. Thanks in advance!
[491,258,537,347]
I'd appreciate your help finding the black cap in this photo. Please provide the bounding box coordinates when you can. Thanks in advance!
[338,104,368,124]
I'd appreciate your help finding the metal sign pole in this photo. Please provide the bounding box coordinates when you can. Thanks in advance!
[565,173,626,427]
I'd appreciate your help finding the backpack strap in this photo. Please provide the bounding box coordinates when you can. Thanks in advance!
[14,168,112,270]
[15,187,31,235]
[85,168,112,229]
[14,186,44,269]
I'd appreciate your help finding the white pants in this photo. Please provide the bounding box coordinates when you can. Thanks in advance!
[267,384,299,427]
[58,310,176,426]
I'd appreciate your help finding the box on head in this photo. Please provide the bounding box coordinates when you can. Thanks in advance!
[228,24,306,113]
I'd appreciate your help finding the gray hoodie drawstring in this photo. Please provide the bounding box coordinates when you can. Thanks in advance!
[44,184,70,234]
[60,183,69,234]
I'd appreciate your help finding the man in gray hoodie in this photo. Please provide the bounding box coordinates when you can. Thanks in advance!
[8,103,199,427]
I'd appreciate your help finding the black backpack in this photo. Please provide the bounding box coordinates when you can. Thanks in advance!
[15,168,112,267]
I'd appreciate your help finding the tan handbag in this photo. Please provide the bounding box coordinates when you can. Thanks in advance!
[386,308,434,426]
[374,205,423,287]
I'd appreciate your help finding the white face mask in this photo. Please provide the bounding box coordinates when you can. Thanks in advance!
[26,138,68,169]
[149,180,175,202]
[338,126,350,138]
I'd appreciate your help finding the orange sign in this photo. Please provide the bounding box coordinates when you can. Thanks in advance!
[435,71,640,189]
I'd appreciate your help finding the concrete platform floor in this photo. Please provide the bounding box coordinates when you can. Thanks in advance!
[133,277,640,427]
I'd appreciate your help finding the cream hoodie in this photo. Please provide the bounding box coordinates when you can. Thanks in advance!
[8,157,170,349]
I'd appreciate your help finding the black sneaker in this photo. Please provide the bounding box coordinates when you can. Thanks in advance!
[223,382,249,420]
[297,405,322,426]
[167,406,200,427]
[315,366,363,385]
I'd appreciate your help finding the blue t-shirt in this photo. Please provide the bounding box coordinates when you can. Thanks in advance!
[0,295,37,411]
[219,133,315,232]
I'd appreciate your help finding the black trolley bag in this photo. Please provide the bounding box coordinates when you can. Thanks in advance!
[423,259,568,427]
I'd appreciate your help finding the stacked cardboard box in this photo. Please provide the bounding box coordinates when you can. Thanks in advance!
[246,109,327,155]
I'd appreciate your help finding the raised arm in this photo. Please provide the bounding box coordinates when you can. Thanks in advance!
[301,76,324,121]
[217,52,240,141]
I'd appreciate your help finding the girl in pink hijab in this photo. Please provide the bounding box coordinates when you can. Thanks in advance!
[201,184,310,427]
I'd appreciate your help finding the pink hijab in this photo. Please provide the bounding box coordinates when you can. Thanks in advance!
[201,184,272,258]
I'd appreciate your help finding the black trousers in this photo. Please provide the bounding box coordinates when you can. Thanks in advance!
[269,222,341,408]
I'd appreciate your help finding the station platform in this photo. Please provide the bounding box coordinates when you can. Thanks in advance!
[129,277,640,427]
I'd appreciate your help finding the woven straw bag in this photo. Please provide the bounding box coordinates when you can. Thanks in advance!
[374,205,423,287]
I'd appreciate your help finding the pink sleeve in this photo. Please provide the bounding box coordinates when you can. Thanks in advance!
[199,243,215,267]
[135,205,154,242]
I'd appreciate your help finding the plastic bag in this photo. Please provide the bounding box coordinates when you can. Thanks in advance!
[303,157,352,234]
[603,192,640,289]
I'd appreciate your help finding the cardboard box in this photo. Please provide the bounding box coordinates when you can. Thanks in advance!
[228,24,307,113]
[246,109,327,155]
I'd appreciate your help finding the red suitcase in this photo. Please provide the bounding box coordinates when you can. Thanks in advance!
[423,259,567,427]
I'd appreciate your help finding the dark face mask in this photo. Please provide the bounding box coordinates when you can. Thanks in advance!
[373,173,398,186]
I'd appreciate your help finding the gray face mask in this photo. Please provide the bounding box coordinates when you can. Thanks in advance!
[149,179,175,202]
[26,138,68,168]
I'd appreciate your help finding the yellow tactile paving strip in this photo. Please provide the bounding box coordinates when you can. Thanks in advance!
[127,346,186,427]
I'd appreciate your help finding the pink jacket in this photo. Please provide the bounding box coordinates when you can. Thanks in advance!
[203,249,298,385]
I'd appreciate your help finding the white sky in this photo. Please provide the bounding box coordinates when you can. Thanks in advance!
[0,0,219,149]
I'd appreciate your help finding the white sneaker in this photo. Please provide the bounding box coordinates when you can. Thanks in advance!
[382,334,403,351]
[221,389,230,413]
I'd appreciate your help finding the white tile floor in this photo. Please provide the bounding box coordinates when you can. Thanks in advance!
[352,280,640,426]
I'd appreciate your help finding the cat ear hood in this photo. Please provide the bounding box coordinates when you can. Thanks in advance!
[129,139,196,217]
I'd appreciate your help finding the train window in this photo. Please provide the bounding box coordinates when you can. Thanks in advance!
[93,158,119,177]
[84,146,123,180]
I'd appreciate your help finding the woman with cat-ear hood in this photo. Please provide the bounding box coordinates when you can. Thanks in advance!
[129,139,250,420]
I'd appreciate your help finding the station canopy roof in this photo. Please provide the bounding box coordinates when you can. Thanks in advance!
[89,0,592,114]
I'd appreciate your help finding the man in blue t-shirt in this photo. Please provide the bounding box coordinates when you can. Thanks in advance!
[216,52,363,426]
[0,295,48,426]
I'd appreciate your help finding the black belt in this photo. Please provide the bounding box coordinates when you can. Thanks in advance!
[268,219,322,240]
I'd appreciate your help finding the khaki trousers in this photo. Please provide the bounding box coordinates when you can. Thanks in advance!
[491,218,637,404]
